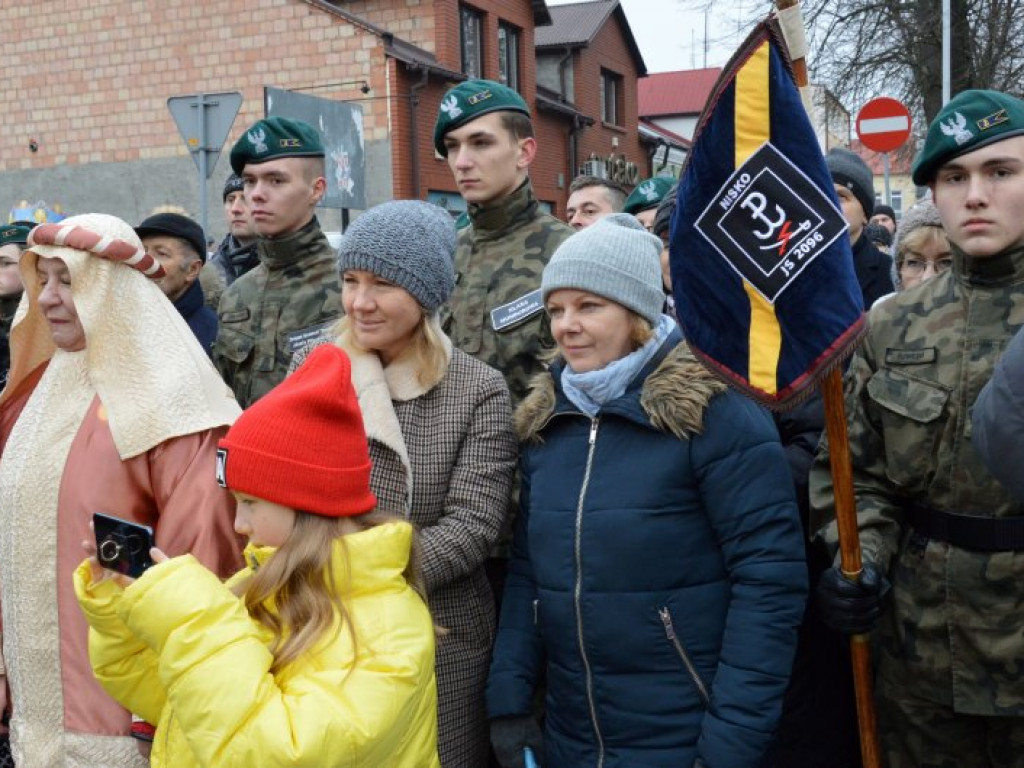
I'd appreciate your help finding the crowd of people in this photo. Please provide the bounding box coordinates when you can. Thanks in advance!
[0,76,1023,768]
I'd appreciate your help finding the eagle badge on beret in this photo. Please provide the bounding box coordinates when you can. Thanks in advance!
[247,127,269,155]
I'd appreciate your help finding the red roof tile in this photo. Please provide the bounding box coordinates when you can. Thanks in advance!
[638,68,721,117]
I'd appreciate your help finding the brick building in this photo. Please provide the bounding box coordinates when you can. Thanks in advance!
[0,0,649,233]
[534,0,648,190]
[851,139,922,223]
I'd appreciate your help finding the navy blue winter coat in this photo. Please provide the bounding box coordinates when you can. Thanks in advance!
[486,332,807,768]
[173,278,217,357]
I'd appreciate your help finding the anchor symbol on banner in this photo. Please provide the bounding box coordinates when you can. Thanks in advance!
[740,192,786,240]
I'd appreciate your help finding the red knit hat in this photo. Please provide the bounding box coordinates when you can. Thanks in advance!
[216,345,376,517]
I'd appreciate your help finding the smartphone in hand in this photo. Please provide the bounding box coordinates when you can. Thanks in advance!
[93,513,155,579]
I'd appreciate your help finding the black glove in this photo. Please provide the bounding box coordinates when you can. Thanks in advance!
[815,561,891,634]
[490,715,544,768]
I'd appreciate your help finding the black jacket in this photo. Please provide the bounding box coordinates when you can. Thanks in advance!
[209,234,260,286]
[852,234,894,309]
[174,279,217,357]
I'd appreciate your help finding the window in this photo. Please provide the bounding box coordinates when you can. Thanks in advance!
[891,190,903,220]
[498,22,520,92]
[601,69,623,126]
[460,5,483,79]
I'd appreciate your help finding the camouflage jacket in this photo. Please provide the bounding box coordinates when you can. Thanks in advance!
[441,180,573,406]
[213,218,341,408]
[0,293,21,388]
[809,242,1024,716]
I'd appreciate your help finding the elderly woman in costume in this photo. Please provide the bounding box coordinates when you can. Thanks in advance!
[0,214,243,766]
[324,200,517,768]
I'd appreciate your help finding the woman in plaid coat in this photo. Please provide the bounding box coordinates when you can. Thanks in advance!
[329,201,517,767]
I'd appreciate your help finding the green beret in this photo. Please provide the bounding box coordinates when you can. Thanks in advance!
[433,79,531,157]
[230,116,325,175]
[0,222,34,248]
[623,176,675,215]
[912,89,1024,185]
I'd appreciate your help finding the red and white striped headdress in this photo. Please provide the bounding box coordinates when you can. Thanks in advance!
[28,222,165,279]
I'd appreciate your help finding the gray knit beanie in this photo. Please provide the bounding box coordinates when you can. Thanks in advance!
[891,201,945,290]
[826,147,875,219]
[893,201,943,259]
[336,200,456,311]
[542,213,664,325]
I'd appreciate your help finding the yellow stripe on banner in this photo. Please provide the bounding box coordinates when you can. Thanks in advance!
[734,41,781,395]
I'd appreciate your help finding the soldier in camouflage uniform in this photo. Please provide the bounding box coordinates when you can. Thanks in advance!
[433,79,573,406]
[0,223,32,388]
[810,90,1024,768]
[213,116,341,408]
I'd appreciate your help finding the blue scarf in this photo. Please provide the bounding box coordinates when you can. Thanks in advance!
[561,314,676,417]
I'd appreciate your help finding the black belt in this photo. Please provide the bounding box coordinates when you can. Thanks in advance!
[908,505,1024,553]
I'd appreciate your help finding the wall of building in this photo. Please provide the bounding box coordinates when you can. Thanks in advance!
[409,0,573,212]
[646,115,699,141]
[3,0,649,229]
[570,11,646,189]
[0,0,394,237]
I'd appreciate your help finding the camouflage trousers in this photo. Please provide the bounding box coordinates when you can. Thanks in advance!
[875,530,1024,767]
[878,689,1024,768]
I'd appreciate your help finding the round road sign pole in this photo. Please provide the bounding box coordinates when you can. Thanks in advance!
[883,152,891,207]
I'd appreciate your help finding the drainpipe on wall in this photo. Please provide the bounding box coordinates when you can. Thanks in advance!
[557,46,579,179]
[409,66,430,199]
[569,115,585,177]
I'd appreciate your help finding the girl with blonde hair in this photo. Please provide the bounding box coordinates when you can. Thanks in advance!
[74,345,440,767]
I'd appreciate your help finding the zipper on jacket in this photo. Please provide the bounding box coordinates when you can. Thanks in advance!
[659,606,711,707]
[574,418,605,767]
[532,598,539,626]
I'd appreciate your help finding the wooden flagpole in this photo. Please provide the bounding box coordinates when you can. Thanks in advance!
[774,2,882,766]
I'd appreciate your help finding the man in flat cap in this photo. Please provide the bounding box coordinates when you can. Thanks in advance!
[811,89,1024,767]
[136,212,217,355]
[213,116,341,407]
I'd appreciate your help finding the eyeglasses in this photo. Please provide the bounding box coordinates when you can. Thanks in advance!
[901,253,954,277]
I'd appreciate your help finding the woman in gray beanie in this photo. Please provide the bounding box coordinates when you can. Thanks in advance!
[892,200,951,291]
[330,200,517,768]
[487,214,806,768]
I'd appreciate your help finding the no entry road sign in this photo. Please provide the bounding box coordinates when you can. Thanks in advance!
[856,97,912,153]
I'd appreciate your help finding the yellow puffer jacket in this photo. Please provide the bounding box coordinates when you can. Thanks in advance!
[73,521,440,767]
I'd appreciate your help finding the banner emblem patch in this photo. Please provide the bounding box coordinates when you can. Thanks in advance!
[695,142,847,303]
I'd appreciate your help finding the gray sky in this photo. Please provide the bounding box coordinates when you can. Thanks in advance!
[546,0,762,73]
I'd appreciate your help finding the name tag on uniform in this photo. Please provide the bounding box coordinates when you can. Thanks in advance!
[287,319,338,354]
[490,289,544,332]
[885,347,937,365]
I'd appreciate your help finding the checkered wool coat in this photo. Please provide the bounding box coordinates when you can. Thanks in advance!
[339,333,516,768]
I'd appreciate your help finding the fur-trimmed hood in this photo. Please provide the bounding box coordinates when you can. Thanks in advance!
[516,340,727,443]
